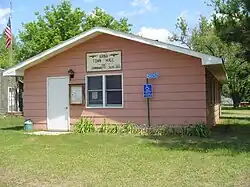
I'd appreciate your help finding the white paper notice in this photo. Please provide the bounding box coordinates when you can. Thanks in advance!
[92,91,98,100]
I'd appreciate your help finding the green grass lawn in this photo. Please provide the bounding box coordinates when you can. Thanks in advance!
[0,110,250,187]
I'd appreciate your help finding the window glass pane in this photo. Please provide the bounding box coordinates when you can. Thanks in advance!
[87,76,102,90]
[106,75,121,89]
[88,91,103,105]
[106,91,122,105]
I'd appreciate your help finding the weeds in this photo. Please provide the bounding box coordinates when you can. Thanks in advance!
[73,118,211,138]
[73,117,95,133]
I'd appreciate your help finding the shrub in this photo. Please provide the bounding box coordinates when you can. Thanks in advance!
[155,126,165,136]
[97,119,110,133]
[143,123,211,138]
[121,122,138,134]
[73,117,95,133]
[181,125,193,137]
[107,125,119,133]
[193,122,211,138]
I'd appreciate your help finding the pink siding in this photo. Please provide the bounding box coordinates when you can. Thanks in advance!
[23,34,207,129]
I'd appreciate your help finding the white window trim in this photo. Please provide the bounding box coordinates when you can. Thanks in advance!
[85,73,124,109]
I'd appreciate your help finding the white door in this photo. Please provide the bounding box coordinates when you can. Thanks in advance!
[47,76,69,131]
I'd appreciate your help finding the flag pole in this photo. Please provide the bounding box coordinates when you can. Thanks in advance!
[9,0,14,121]
[9,0,13,66]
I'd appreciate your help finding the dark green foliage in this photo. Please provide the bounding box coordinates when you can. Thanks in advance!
[181,125,193,136]
[0,33,19,68]
[17,0,85,62]
[16,0,132,62]
[147,123,211,138]
[172,14,250,107]
[193,122,211,138]
[82,7,132,33]
[211,0,250,62]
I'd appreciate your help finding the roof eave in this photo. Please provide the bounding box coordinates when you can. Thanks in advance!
[2,27,227,81]
[3,27,103,77]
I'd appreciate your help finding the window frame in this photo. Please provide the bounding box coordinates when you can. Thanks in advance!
[211,78,216,105]
[85,73,124,108]
[8,87,16,112]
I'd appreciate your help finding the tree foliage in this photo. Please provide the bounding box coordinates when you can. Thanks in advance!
[16,0,132,62]
[0,33,18,69]
[171,16,250,106]
[0,35,9,69]
[82,7,132,33]
[211,0,250,61]
[16,0,85,62]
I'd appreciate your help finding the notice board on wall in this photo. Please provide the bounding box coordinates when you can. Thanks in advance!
[70,84,83,104]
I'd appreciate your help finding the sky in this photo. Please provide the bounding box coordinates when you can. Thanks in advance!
[0,0,214,42]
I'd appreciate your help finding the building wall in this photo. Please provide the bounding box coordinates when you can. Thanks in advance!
[24,34,207,130]
[206,68,221,127]
[0,69,17,114]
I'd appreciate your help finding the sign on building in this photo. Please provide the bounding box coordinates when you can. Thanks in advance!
[86,51,122,72]
[143,84,153,98]
[147,72,159,79]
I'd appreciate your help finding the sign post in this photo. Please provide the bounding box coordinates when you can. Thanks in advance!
[143,82,152,128]
[144,72,158,128]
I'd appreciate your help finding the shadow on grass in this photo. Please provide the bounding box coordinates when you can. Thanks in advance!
[222,106,250,110]
[141,124,250,154]
[221,110,249,115]
[0,125,23,131]
[220,116,250,121]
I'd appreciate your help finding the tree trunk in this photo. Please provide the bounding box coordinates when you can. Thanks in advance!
[231,92,241,108]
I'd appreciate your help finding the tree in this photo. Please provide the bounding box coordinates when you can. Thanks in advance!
[211,0,250,62]
[171,16,250,107]
[0,35,9,69]
[0,33,18,69]
[82,7,132,33]
[16,0,132,62]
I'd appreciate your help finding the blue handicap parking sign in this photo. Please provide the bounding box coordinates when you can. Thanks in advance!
[143,84,152,98]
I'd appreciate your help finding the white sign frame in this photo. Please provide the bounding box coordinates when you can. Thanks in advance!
[86,51,122,72]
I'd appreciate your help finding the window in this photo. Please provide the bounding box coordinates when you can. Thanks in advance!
[211,78,214,104]
[212,78,217,105]
[87,76,103,106]
[215,81,218,104]
[8,87,17,112]
[207,76,212,104]
[86,74,123,108]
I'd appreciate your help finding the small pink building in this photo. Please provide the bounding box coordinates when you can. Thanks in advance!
[4,27,227,131]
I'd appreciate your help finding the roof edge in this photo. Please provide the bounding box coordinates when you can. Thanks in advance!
[3,26,225,77]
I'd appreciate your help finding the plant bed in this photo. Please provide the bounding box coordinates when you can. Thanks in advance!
[73,117,211,138]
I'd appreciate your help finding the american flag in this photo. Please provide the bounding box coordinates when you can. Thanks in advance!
[5,17,12,49]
